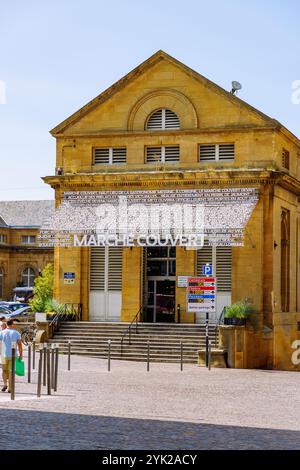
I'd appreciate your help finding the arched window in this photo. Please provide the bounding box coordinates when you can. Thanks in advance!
[0,268,3,299]
[146,109,180,130]
[21,267,36,288]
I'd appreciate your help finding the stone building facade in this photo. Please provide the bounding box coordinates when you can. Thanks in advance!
[44,51,300,370]
[0,200,54,300]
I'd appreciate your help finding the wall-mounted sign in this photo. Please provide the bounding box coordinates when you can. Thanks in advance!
[64,272,75,285]
[178,276,190,288]
[202,264,213,276]
[39,188,259,248]
[187,277,217,313]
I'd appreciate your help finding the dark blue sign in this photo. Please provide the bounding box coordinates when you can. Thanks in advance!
[64,272,75,279]
[202,264,213,276]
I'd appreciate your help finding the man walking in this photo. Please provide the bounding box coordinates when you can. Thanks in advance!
[0,316,7,330]
[0,316,7,371]
[0,319,23,392]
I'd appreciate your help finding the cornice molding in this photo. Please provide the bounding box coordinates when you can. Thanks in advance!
[43,169,286,194]
[53,124,277,139]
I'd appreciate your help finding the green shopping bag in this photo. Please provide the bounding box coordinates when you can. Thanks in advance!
[15,358,25,377]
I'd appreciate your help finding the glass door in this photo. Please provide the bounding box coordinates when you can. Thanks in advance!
[145,246,176,322]
[146,279,175,322]
[155,279,175,322]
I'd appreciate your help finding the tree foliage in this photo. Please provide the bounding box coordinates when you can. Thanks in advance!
[29,263,54,312]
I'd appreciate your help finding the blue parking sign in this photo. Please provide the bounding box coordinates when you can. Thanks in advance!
[202,264,213,276]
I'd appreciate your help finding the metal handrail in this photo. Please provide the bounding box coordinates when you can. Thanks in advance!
[63,303,83,321]
[120,306,144,357]
[215,307,227,335]
[49,313,59,328]
[215,306,227,331]
[215,307,227,350]
[49,313,62,337]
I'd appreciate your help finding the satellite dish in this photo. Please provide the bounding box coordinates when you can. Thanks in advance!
[231,81,242,95]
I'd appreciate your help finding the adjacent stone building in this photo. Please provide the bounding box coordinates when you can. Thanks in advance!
[0,200,54,299]
[43,51,300,370]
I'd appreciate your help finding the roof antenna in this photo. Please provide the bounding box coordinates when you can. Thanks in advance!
[231,81,242,95]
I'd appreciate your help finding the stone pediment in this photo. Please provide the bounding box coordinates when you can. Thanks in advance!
[51,50,284,137]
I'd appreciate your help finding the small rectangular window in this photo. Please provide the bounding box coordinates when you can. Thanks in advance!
[199,143,235,162]
[21,235,36,244]
[94,147,126,165]
[112,148,126,164]
[164,146,180,162]
[0,234,7,244]
[282,148,290,170]
[199,145,216,162]
[146,146,180,163]
[219,144,235,161]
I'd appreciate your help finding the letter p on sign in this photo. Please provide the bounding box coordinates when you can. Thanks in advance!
[202,264,213,276]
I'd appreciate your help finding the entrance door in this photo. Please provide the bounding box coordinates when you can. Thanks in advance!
[145,246,176,323]
[89,246,123,321]
[146,279,175,322]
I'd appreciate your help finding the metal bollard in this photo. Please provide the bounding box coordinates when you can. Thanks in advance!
[180,341,183,371]
[37,347,43,397]
[177,304,181,323]
[43,343,47,386]
[68,340,71,371]
[11,343,16,401]
[108,340,111,372]
[51,344,55,389]
[147,341,150,372]
[46,346,51,395]
[54,344,59,392]
[208,341,212,371]
[205,311,209,368]
[27,343,31,383]
[32,341,36,370]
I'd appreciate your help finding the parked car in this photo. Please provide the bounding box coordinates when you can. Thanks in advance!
[0,301,28,311]
[0,305,13,316]
[11,287,34,303]
[4,306,35,322]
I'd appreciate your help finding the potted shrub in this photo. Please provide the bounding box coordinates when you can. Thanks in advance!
[224,300,253,326]
[44,298,66,320]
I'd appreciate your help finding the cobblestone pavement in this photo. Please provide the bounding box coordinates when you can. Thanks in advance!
[0,351,299,449]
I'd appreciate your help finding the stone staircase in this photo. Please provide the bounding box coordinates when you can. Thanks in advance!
[49,322,219,364]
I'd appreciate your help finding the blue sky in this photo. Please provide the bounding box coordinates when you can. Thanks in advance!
[0,0,299,200]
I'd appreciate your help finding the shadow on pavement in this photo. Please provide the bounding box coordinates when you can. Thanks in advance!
[0,409,299,450]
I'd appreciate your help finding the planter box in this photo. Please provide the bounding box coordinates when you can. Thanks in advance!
[224,317,246,326]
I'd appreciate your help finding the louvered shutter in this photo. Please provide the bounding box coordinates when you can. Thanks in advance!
[94,148,110,165]
[146,109,180,130]
[164,146,180,162]
[197,243,213,275]
[165,109,180,129]
[199,144,235,162]
[199,145,216,162]
[146,147,162,163]
[90,247,105,290]
[147,109,163,130]
[108,247,123,290]
[146,146,179,163]
[219,144,235,162]
[216,246,232,291]
[282,148,290,170]
[112,148,126,164]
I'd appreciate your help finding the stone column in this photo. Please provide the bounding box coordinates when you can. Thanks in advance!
[121,247,142,322]
[53,246,82,305]
[176,247,196,323]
